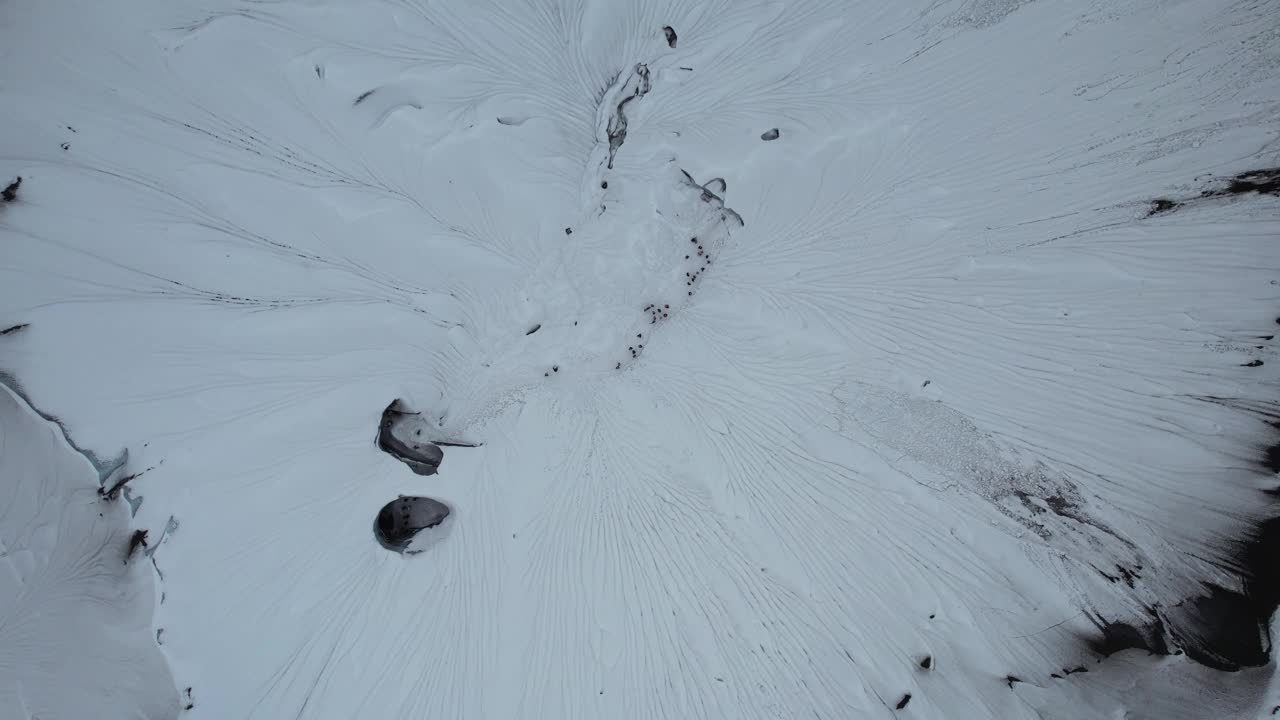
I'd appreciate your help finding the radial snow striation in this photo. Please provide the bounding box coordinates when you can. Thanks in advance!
[1,0,1279,718]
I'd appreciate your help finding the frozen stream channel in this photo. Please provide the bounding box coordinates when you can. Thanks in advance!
[2,0,1279,717]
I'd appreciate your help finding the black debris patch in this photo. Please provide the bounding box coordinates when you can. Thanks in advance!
[1004,675,1021,689]
[601,180,608,189]
[353,89,376,106]
[565,227,572,235]
[662,25,678,48]
[377,400,445,476]
[895,694,911,710]
[1223,168,1280,197]
[1096,562,1142,589]
[125,529,149,564]
[99,463,157,501]
[1243,359,1264,367]
[1062,666,1087,675]
[60,142,70,151]
[919,655,932,669]
[1148,167,1279,216]
[1086,616,1169,659]
[761,128,780,141]
[1264,423,1280,474]
[1,323,28,336]
[526,323,541,335]
[2,176,21,202]
[374,495,450,553]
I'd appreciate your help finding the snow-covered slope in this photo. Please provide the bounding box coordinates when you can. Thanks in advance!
[0,385,179,718]
[1,0,1278,717]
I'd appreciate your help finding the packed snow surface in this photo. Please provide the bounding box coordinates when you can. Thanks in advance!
[2,0,1279,717]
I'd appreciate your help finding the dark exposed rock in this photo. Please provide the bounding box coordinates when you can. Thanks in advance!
[2,176,21,202]
[0,323,28,336]
[353,89,376,106]
[377,400,445,475]
[919,655,932,669]
[605,64,651,169]
[125,529,149,564]
[662,26,677,48]
[761,128,780,141]
[895,694,911,709]
[374,496,450,553]
[526,324,541,335]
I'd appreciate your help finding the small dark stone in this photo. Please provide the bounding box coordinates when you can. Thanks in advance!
[565,227,572,235]
[1005,675,1021,688]
[896,694,911,710]
[1243,359,1264,367]
[919,655,932,669]
[601,181,608,189]
[526,324,541,335]
[761,128,780,141]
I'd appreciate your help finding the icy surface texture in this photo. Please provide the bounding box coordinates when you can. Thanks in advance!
[1,0,1279,717]
[0,386,178,719]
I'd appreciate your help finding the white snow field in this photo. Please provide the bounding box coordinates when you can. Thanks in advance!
[2,0,1279,717]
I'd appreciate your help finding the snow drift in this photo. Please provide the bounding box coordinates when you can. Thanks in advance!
[1,0,1279,717]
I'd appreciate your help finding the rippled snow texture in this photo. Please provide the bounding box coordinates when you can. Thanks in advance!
[2,0,1279,717]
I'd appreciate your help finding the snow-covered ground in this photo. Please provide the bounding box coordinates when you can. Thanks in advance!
[2,0,1279,717]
